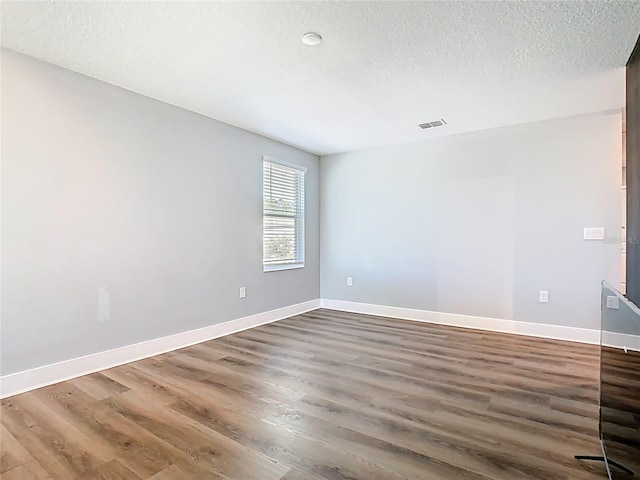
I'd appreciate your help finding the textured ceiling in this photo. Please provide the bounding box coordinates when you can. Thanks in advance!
[2,1,640,155]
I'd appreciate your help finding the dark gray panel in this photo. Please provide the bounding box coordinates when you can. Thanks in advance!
[627,35,640,305]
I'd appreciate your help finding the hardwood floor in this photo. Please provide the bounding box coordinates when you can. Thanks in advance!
[1,309,610,479]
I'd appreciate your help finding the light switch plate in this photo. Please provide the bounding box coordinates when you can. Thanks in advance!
[584,227,606,240]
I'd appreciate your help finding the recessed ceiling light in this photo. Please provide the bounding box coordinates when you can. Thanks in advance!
[302,32,322,46]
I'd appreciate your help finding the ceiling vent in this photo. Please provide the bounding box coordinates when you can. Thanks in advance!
[419,119,447,129]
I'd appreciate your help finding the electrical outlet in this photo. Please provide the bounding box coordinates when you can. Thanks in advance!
[239,287,246,299]
[97,287,110,322]
[347,276,353,286]
[539,291,549,303]
[606,295,619,310]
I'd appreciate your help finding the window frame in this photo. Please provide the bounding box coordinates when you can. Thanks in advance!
[262,156,307,272]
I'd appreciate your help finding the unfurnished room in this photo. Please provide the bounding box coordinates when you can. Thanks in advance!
[1,1,640,479]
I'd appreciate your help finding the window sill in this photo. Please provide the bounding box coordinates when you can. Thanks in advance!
[264,263,305,273]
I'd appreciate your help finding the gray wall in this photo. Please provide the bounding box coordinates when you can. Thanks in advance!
[1,49,320,375]
[321,112,622,330]
[602,282,640,337]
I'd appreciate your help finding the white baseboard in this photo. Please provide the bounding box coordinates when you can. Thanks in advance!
[0,299,320,399]
[320,299,601,344]
[602,331,640,352]
[5,298,637,398]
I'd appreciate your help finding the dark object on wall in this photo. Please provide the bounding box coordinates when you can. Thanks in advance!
[627,34,640,306]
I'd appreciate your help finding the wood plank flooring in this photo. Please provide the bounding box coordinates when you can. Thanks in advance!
[1,309,610,479]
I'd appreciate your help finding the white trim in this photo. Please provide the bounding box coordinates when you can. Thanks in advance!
[602,331,640,352]
[262,155,307,173]
[0,299,320,399]
[5,298,637,399]
[264,263,305,272]
[320,299,601,344]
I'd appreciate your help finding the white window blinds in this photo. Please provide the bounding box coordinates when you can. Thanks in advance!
[263,157,306,271]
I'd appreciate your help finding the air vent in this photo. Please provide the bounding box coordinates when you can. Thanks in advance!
[419,118,447,129]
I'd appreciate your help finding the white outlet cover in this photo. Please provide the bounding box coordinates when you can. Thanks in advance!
[539,291,549,303]
[347,276,353,286]
[97,287,110,322]
[239,286,246,298]
[606,295,619,309]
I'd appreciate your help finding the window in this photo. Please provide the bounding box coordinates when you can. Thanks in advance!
[263,157,306,271]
